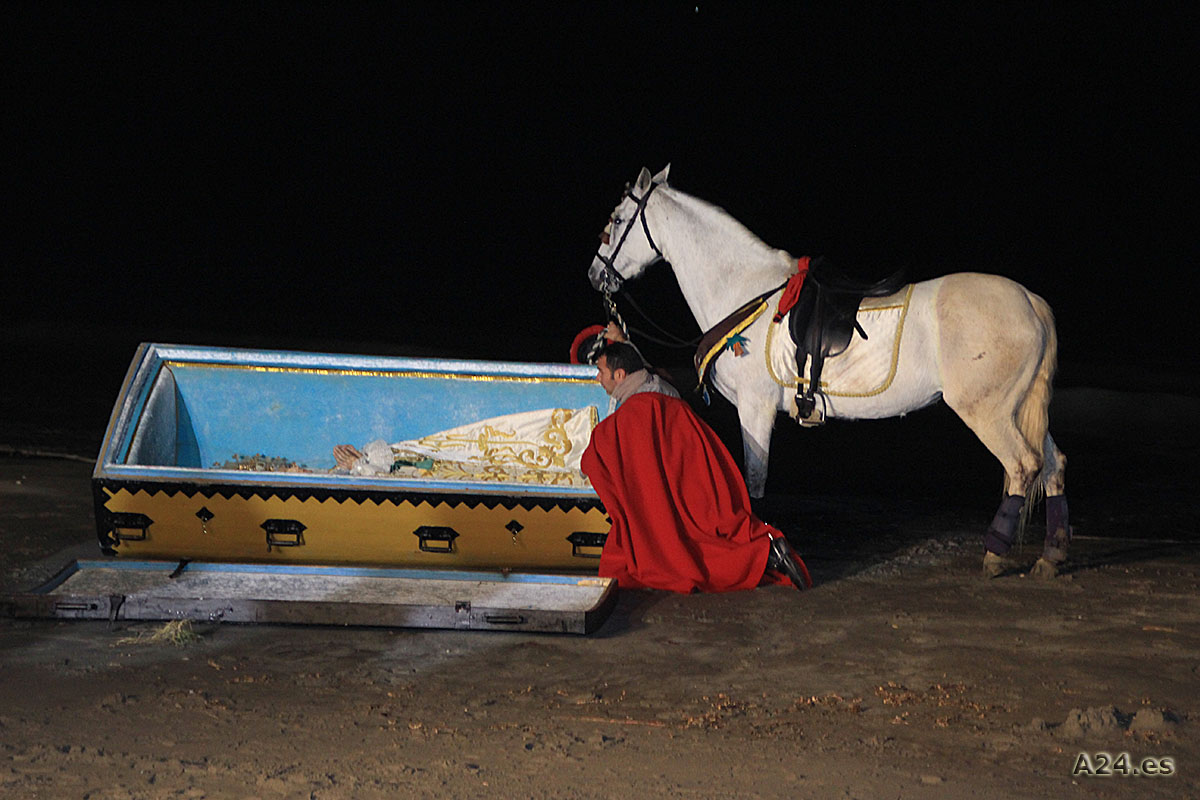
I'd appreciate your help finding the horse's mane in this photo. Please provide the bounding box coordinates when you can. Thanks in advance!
[666,185,904,292]
[664,187,781,258]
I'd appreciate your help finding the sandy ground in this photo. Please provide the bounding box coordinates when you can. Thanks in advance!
[1,381,1198,799]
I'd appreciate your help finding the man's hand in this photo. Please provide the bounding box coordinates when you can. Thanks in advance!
[333,444,364,470]
[605,321,628,343]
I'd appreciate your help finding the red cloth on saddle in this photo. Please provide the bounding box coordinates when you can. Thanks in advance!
[772,256,811,322]
[581,392,789,593]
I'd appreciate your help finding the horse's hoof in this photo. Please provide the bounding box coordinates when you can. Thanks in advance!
[982,551,1014,579]
[1042,545,1068,564]
[1030,557,1059,580]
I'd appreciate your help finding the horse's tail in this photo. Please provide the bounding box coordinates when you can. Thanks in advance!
[1016,291,1058,525]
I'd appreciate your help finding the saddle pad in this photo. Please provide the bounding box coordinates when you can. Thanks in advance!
[767,284,913,397]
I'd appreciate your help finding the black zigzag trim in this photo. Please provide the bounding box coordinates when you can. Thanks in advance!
[92,478,605,514]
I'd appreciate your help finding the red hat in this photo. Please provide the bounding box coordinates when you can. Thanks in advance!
[570,324,609,364]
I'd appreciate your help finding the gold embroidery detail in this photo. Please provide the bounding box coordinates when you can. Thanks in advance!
[388,460,592,488]
[384,408,595,487]
[406,407,579,471]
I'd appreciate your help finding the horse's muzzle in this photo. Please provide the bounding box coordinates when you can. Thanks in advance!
[588,258,618,292]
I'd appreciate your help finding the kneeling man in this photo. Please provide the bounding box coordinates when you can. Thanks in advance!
[581,342,810,593]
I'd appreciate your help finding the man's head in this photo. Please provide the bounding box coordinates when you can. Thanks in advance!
[595,342,644,395]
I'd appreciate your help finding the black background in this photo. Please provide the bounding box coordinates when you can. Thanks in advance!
[4,2,1197,430]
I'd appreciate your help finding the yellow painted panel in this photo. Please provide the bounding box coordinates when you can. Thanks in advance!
[101,487,608,571]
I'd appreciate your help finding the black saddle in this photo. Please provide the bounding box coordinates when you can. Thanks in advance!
[789,257,906,423]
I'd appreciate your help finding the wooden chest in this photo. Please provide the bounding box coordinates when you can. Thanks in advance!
[92,344,612,571]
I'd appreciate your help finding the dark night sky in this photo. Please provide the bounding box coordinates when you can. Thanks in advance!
[5,2,1197,375]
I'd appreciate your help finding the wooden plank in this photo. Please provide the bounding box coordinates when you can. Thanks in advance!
[3,560,616,635]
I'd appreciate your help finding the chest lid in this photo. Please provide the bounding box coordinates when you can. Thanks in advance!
[5,559,617,635]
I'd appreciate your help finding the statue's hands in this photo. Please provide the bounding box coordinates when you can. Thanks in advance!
[333,444,365,470]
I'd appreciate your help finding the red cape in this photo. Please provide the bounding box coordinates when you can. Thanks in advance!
[581,392,788,593]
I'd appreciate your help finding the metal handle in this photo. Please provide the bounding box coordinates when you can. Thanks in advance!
[262,519,306,550]
[567,530,608,558]
[109,512,153,542]
[413,525,459,554]
[54,601,100,613]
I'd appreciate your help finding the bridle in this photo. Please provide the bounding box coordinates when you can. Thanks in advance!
[591,179,701,350]
[593,180,663,293]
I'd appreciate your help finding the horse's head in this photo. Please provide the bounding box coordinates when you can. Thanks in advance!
[588,164,670,293]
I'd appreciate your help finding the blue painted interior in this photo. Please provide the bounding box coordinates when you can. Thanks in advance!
[114,346,608,474]
[175,388,200,467]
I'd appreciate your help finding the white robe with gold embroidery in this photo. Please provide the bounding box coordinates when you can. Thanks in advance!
[350,407,599,487]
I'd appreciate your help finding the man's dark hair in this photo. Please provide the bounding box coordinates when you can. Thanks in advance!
[597,342,645,374]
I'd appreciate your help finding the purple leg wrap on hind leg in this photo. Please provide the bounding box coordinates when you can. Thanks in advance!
[984,494,1025,555]
[1043,495,1070,563]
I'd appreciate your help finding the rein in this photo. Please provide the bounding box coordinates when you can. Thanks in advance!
[617,291,701,348]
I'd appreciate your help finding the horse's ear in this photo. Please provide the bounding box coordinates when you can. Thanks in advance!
[652,163,670,185]
[635,167,653,192]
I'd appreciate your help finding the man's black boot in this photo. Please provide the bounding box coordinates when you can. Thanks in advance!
[766,536,810,591]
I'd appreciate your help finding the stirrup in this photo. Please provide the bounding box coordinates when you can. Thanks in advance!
[793,395,825,427]
[798,407,825,427]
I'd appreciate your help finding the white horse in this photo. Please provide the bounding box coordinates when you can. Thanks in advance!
[588,165,1069,578]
